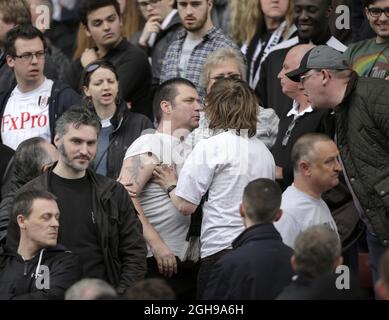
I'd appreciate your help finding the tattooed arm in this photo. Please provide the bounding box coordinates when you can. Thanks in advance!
[118,153,157,194]
[117,154,178,277]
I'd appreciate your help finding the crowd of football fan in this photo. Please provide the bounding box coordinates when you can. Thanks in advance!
[0,0,389,300]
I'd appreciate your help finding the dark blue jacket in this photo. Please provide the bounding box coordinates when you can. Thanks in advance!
[203,223,294,300]
[0,80,81,144]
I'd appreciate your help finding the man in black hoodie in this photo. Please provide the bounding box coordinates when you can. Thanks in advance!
[0,190,81,300]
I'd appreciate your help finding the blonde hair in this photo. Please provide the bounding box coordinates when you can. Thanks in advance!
[230,0,294,45]
[0,0,31,25]
[205,78,257,137]
[200,47,246,89]
[72,0,145,60]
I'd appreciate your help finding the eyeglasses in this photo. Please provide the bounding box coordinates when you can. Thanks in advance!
[299,73,314,84]
[137,0,161,8]
[367,7,389,18]
[14,50,46,62]
[210,73,241,81]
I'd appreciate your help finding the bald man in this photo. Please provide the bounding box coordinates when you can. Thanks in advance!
[272,44,334,191]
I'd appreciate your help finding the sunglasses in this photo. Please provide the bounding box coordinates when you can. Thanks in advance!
[85,63,101,73]
[84,60,116,73]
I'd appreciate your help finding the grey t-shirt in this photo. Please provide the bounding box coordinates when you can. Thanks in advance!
[179,36,202,78]
[94,118,113,176]
[124,132,191,259]
[275,184,339,248]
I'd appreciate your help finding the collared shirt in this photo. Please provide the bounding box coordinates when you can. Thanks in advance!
[269,35,348,54]
[161,9,177,30]
[286,100,314,118]
[160,27,239,98]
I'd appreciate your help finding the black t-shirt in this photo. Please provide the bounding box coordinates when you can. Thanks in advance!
[50,173,107,280]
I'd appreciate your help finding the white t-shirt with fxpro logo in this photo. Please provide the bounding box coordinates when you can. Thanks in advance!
[1,78,53,150]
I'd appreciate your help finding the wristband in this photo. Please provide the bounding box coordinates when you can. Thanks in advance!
[167,185,176,197]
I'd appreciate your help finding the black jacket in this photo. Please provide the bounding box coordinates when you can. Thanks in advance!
[203,223,294,300]
[256,31,335,117]
[276,273,314,300]
[62,39,153,120]
[5,167,147,294]
[0,143,14,201]
[271,109,333,190]
[91,102,153,180]
[0,175,23,244]
[0,244,82,300]
[0,80,81,144]
[335,75,389,246]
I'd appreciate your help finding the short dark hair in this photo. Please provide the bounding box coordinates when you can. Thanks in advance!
[14,137,53,183]
[55,106,101,138]
[243,178,282,224]
[320,0,333,6]
[0,0,31,26]
[80,0,121,27]
[364,0,377,6]
[12,190,57,221]
[294,225,341,278]
[291,133,333,173]
[4,24,47,58]
[153,78,196,124]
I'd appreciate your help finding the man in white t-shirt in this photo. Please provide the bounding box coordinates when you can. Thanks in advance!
[0,24,80,150]
[275,133,341,248]
[118,77,200,299]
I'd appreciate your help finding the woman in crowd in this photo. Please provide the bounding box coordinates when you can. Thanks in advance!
[153,78,275,298]
[230,0,296,89]
[81,60,153,178]
[188,47,279,149]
